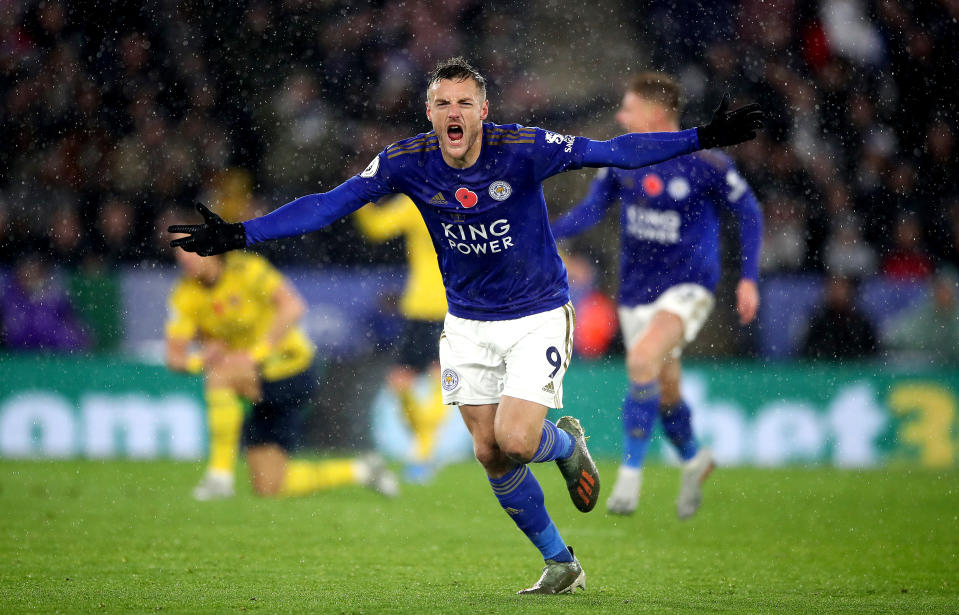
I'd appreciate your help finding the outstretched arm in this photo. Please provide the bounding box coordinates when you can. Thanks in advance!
[244,182,371,245]
[582,129,700,169]
[581,97,763,169]
[170,178,388,255]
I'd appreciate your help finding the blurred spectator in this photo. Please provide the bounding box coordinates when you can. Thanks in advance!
[259,70,336,193]
[884,266,959,364]
[823,213,877,278]
[563,251,618,358]
[936,201,959,270]
[760,192,807,273]
[47,203,88,269]
[819,0,884,68]
[0,252,89,352]
[801,275,879,360]
[93,196,141,265]
[0,200,22,264]
[881,214,934,280]
[818,184,878,277]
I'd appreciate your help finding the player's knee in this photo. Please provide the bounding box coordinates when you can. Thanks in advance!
[501,446,533,465]
[497,434,535,464]
[473,441,506,469]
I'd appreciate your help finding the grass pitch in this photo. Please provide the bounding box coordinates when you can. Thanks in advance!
[1,459,956,614]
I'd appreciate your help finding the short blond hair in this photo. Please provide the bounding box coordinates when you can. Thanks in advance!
[627,72,681,119]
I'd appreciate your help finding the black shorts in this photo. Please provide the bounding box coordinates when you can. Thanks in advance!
[395,318,444,371]
[242,367,317,453]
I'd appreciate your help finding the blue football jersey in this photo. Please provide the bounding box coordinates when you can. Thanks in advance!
[343,122,590,320]
[553,150,762,306]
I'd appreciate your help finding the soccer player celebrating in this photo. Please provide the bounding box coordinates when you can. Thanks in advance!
[165,231,398,501]
[552,73,763,519]
[354,195,451,482]
[169,58,761,593]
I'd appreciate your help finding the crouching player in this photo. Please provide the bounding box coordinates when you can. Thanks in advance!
[165,227,398,500]
[553,72,763,519]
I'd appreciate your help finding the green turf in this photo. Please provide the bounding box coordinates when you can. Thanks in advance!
[1,459,956,614]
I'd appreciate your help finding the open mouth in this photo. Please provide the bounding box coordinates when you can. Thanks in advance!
[447,124,464,144]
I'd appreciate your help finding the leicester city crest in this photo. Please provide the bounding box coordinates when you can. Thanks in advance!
[441,368,460,391]
[488,180,512,201]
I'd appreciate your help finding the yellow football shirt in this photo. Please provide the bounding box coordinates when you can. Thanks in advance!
[353,195,447,321]
[165,252,315,382]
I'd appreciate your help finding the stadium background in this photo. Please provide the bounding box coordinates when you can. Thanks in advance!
[1,0,957,469]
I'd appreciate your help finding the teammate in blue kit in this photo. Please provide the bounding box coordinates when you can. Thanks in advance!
[169,58,762,594]
[552,72,763,519]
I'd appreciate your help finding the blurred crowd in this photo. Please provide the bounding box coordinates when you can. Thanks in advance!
[1,0,957,360]
[637,0,959,280]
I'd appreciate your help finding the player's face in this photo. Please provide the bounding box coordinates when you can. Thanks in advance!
[426,77,489,168]
[616,92,668,133]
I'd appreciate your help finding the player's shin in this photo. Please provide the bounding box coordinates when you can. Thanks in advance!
[606,382,658,514]
[192,388,246,500]
[489,465,573,563]
[660,399,698,461]
[407,385,449,462]
[621,381,660,468]
[204,387,245,476]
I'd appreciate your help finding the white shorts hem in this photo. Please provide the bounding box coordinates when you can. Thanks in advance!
[442,395,502,406]
[502,387,562,409]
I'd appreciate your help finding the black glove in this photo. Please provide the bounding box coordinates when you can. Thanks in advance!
[168,202,247,256]
[696,94,764,149]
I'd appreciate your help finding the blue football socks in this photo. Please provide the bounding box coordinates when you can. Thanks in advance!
[660,399,698,461]
[530,419,576,463]
[622,380,660,468]
[489,465,573,562]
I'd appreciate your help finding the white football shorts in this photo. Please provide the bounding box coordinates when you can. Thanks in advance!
[618,283,714,358]
[439,302,575,408]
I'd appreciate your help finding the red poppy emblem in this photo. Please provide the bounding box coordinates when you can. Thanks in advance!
[642,174,664,196]
[455,187,478,208]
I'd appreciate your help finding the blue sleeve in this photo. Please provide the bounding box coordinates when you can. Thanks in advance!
[243,153,395,245]
[582,129,700,169]
[551,169,618,239]
[717,164,763,281]
[530,127,591,181]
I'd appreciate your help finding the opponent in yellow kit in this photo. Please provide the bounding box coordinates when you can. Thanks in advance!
[165,244,398,500]
[354,195,450,481]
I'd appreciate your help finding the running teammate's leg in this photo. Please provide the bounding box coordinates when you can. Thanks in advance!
[658,358,714,519]
[608,310,684,514]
